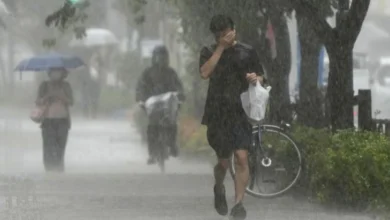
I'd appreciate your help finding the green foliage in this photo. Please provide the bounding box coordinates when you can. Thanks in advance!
[113,0,147,24]
[44,0,89,41]
[9,0,82,51]
[325,131,390,210]
[169,121,390,213]
[292,126,333,188]
[177,109,207,150]
[292,127,390,212]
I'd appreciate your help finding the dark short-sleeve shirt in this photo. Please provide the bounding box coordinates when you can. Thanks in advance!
[199,42,263,125]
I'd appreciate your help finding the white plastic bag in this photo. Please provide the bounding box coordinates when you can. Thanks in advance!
[144,92,179,124]
[241,81,271,123]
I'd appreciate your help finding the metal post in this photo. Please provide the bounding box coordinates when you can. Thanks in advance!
[7,30,14,93]
[385,122,390,136]
[358,90,373,131]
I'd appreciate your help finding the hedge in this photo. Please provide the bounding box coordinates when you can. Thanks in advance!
[293,127,390,212]
[177,121,390,214]
[131,111,390,215]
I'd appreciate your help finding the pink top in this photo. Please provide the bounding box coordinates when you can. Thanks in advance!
[36,81,73,119]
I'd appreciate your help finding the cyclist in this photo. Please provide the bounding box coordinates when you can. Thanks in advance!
[199,15,264,220]
[136,45,185,165]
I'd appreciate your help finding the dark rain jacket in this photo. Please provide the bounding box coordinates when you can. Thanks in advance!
[135,46,185,102]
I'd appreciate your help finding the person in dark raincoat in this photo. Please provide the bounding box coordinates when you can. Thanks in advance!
[135,45,185,165]
[36,68,73,173]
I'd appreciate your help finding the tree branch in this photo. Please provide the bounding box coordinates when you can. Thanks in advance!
[338,0,371,44]
[291,0,335,45]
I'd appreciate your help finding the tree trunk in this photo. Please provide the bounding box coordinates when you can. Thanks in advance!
[291,0,370,130]
[326,43,354,130]
[296,15,324,128]
[267,12,292,124]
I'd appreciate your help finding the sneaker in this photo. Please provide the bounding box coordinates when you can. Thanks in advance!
[214,184,228,216]
[229,202,247,220]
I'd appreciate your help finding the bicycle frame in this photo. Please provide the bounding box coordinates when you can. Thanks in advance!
[251,125,273,168]
[247,124,281,190]
[143,91,181,172]
[231,122,302,198]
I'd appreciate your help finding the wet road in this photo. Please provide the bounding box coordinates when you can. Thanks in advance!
[0,110,373,220]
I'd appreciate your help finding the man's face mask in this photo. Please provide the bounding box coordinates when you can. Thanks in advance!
[49,71,63,81]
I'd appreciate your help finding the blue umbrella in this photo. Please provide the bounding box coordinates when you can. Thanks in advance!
[15,52,85,72]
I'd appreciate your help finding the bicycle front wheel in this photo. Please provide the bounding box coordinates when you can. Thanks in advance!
[230,125,302,198]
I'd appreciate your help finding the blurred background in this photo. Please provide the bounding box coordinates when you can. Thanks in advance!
[0,0,388,122]
[0,0,388,219]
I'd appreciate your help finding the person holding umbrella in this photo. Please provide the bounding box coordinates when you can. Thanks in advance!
[16,52,83,173]
[36,68,73,172]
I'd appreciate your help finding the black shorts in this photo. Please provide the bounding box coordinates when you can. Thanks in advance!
[206,119,252,159]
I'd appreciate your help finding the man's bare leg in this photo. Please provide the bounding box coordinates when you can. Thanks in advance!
[230,149,249,220]
[214,159,229,186]
[213,158,229,216]
[234,150,249,203]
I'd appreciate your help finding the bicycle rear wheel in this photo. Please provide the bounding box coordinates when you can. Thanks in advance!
[230,125,302,198]
[153,128,168,173]
[157,153,165,173]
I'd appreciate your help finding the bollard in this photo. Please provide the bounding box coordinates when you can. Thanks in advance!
[358,90,374,131]
[385,122,390,137]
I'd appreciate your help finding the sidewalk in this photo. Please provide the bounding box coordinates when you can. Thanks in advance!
[0,106,211,175]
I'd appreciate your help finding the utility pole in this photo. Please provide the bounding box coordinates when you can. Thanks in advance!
[336,0,355,129]
[6,0,15,94]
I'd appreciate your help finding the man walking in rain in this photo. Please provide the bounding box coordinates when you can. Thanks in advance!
[136,45,185,164]
[199,15,263,220]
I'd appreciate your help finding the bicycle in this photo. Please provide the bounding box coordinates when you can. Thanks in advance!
[140,91,181,173]
[230,122,302,198]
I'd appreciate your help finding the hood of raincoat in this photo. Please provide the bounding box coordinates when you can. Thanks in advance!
[152,45,169,67]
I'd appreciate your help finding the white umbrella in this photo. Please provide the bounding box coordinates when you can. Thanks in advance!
[69,28,119,47]
[0,0,12,27]
[0,0,10,15]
